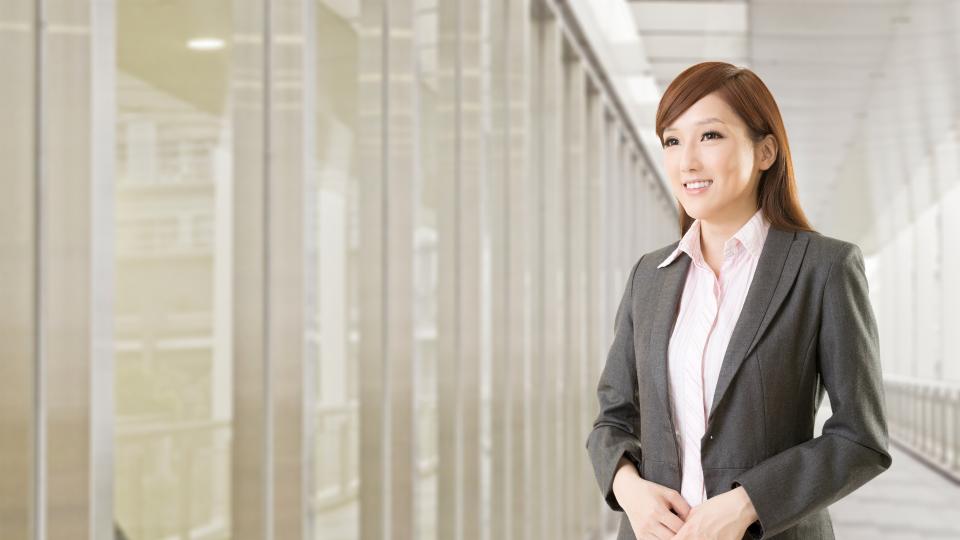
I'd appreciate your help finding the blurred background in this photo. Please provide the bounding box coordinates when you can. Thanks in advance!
[1,0,958,539]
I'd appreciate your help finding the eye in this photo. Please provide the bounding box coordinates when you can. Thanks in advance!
[662,130,723,148]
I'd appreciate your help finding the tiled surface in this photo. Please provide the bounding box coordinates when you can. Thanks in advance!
[830,445,960,539]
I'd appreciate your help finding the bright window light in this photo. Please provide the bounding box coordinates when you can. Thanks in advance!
[589,0,639,43]
[627,74,659,104]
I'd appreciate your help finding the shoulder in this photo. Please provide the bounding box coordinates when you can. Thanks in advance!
[624,240,681,287]
[636,240,681,272]
[798,229,864,269]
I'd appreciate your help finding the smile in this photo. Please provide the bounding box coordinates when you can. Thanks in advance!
[683,179,713,193]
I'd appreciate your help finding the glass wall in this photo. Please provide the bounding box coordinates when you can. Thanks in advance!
[12,1,960,539]
[2,1,677,540]
[114,0,234,538]
[310,2,676,540]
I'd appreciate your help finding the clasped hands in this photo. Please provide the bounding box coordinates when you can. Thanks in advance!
[612,459,758,540]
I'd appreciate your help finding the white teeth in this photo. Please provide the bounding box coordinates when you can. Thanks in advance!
[685,180,712,189]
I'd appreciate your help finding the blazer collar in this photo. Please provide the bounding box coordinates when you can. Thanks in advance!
[647,225,809,442]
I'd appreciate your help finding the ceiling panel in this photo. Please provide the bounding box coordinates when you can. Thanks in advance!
[624,0,959,248]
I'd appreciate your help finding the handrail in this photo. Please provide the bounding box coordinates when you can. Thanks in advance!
[117,418,230,439]
[115,418,231,539]
[884,376,960,484]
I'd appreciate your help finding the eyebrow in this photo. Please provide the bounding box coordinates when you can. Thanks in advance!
[663,117,726,133]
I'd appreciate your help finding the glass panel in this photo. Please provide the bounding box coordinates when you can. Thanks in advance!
[0,1,36,537]
[114,0,233,538]
[314,2,362,538]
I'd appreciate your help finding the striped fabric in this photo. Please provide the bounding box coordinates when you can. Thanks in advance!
[656,207,771,507]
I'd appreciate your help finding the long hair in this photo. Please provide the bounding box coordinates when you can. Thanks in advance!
[655,62,815,236]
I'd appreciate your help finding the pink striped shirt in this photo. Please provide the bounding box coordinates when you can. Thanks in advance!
[656,208,771,507]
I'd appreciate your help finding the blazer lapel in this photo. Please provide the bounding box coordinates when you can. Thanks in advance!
[707,226,808,426]
[649,225,810,442]
[649,247,691,460]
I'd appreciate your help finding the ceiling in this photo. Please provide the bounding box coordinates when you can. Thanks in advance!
[118,0,232,116]
[115,0,960,252]
[624,0,960,252]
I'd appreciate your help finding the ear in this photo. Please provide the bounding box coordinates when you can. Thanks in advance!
[758,134,777,171]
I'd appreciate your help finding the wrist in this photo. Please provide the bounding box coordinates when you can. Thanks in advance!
[612,457,639,497]
[731,486,759,527]
[613,456,638,483]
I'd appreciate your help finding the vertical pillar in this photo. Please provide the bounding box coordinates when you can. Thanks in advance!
[488,1,510,539]
[561,51,587,540]
[232,0,268,536]
[0,1,38,537]
[505,2,532,539]
[232,0,313,538]
[438,0,484,537]
[269,0,313,537]
[0,0,115,538]
[385,4,416,537]
[537,12,563,540]
[460,1,482,538]
[45,0,115,537]
[357,1,417,539]
[584,86,607,535]
[356,1,386,540]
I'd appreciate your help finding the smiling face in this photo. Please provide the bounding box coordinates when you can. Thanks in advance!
[662,92,775,227]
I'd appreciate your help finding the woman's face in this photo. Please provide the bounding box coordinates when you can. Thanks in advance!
[662,92,774,225]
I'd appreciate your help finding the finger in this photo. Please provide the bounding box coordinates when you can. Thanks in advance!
[649,521,678,540]
[659,509,685,534]
[664,490,691,520]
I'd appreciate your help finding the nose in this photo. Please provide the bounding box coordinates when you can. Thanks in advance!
[680,139,702,173]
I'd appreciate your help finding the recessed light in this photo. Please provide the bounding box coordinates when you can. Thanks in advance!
[188,38,224,51]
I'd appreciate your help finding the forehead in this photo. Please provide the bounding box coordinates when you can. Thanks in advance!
[663,93,740,132]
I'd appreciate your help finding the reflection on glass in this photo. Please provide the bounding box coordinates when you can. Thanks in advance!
[414,2,440,540]
[315,2,360,539]
[114,1,233,538]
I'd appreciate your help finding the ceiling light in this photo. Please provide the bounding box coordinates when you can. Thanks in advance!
[187,38,225,51]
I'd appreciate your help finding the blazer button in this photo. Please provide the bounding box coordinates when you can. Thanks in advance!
[709,435,714,440]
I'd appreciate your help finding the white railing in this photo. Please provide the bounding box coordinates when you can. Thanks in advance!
[313,397,439,513]
[884,374,960,481]
[315,402,359,512]
[116,419,232,540]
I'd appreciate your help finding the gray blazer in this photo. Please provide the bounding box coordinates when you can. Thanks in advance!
[585,225,892,540]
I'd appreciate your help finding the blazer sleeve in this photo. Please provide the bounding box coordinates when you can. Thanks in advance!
[585,255,645,513]
[730,243,893,539]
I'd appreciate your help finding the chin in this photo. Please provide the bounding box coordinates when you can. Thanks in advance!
[682,205,710,221]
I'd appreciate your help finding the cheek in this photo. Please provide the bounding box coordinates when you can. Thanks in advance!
[663,152,680,173]
[708,151,748,186]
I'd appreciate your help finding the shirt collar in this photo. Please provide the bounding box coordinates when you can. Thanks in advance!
[657,208,770,269]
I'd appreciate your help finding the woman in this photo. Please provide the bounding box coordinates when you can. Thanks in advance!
[585,62,891,540]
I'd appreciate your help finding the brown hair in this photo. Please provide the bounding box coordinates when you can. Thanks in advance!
[655,61,816,236]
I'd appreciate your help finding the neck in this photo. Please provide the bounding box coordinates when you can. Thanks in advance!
[698,204,759,257]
